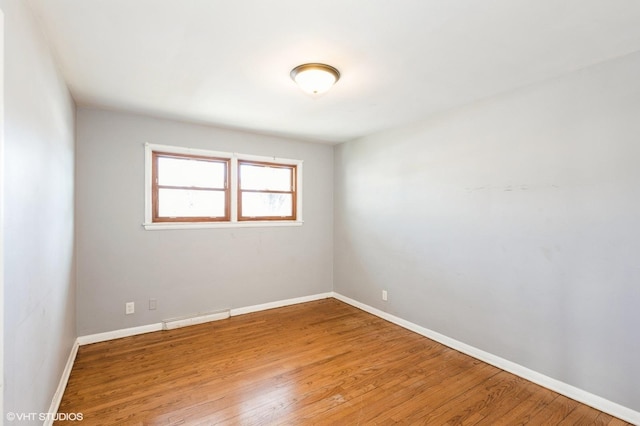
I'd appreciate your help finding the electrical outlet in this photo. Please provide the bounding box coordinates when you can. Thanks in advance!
[382,290,388,301]
[125,301,135,315]
[149,298,157,310]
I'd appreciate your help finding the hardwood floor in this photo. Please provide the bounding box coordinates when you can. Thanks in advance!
[56,299,631,425]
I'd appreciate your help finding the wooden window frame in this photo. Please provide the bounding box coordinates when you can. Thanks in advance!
[237,160,297,221]
[152,151,231,223]
[144,143,304,230]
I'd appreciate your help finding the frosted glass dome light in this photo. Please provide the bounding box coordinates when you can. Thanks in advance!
[290,63,340,95]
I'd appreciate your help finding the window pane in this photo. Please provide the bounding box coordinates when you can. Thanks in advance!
[241,192,293,217]
[158,156,226,188]
[158,189,226,218]
[239,164,292,191]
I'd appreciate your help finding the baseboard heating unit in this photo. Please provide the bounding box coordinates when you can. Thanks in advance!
[162,309,230,330]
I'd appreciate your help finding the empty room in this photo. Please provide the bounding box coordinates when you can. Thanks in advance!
[2,0,640,424]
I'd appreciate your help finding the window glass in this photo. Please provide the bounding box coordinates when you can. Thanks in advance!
[158,156,226,188]
[241,193,293,217]
[239,164,292,191]
[158,189,226,218]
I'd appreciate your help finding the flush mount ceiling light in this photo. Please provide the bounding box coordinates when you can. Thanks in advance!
[290,63,340,95]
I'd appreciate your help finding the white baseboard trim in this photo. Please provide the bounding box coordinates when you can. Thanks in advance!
[230,292,333,316]
[77,323,163,346]
[76,292,334,346]
[331,292,640,425]
[45,340,80,426]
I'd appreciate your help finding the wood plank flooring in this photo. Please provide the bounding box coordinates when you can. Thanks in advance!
[56,299,631,425]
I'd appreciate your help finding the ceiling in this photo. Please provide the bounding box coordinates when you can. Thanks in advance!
[27,0,640,144]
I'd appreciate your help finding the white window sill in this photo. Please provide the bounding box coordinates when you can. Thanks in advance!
[142,220,304,231]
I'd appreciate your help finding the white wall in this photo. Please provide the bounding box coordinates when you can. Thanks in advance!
[1,0,76,421]
[75,108,333,335]
[0,7,5,420]
[334,51,640,412]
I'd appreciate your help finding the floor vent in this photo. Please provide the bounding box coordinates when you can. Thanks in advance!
[162,310,230,330]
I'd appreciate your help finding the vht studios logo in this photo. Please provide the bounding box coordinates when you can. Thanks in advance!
[6,412,84,422]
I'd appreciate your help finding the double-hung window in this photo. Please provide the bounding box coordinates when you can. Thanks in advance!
[238,161,297,221]
[152,152,230,222]
[144,144,303,229]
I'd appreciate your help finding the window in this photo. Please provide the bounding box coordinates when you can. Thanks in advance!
[238,161,297,221]
[144,144,303,229]
[152,152,230,222]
